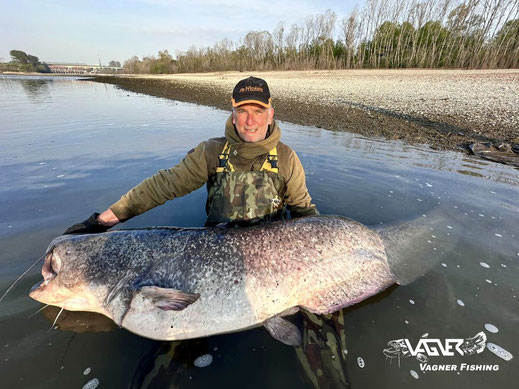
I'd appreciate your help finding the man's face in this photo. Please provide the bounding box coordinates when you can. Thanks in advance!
[232,103,274,143]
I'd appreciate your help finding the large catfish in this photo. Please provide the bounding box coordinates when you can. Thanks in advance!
[29,214,446,345]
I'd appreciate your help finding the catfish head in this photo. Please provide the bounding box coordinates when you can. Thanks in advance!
[30,235,111,316]
[29,233,200,328]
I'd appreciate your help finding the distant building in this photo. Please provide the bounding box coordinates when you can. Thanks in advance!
[47,63,123,74]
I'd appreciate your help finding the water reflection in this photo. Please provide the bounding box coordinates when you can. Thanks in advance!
[41,306,117,333]
[301,131,519,186]
[19,79,52,101]
[457,170,485,178]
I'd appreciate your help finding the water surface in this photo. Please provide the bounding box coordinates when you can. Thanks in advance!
[0,76,517,388]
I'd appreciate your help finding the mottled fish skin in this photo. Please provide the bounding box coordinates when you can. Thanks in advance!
[30,215,396,341]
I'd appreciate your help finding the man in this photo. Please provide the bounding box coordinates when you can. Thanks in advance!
[65,76,318,234]
[65,77,337,387]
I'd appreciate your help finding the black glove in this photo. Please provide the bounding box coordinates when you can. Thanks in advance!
[63,213,111,235]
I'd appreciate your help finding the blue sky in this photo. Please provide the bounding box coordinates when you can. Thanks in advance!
[1,0,362,65]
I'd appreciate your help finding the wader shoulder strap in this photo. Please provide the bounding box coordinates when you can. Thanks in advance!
[261,147,278,173]
[216,141,235,172]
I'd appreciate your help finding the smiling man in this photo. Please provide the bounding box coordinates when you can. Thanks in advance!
[65,76,318,233]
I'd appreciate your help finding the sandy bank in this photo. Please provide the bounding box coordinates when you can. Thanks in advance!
[93,69,519,152]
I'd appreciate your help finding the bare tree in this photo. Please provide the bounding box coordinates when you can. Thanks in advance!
[121,0,519,73]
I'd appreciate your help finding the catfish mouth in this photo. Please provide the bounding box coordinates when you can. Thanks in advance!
[30,250,61,294]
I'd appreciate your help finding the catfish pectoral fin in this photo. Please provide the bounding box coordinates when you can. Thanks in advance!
[264,315,302,347]
[138,286,200,311]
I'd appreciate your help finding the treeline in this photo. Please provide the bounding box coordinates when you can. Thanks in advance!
[1,50,51,73]
[124,0,519,73]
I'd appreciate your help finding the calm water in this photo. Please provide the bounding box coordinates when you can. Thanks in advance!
[0,76,518,388]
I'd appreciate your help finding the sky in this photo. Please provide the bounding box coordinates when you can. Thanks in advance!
[1,0,363,65]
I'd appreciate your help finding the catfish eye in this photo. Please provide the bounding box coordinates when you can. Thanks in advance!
[42,251,61,281]
[51,255,62,274]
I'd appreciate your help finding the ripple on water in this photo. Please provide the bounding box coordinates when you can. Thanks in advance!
[486,343,513,361]
[484,324,499,333]
[194,354,213,368]
[82,378,99,389]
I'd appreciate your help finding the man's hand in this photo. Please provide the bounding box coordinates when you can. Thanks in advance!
[63,213,111,235]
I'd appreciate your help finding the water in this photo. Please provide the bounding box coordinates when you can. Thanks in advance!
[0,75,518,388]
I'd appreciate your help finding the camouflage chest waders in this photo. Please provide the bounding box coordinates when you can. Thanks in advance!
[205,141,287,226]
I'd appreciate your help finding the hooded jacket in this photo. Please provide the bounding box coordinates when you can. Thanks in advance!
[110,115,318,221]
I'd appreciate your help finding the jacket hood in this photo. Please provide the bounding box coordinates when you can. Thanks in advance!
[224,114,281,161]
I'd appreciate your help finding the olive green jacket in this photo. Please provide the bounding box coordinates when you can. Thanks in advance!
[110,115,318,222]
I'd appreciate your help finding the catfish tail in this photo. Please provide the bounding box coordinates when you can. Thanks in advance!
[374,206,456,285]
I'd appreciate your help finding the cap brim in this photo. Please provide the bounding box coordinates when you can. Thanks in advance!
[231,98,271,108]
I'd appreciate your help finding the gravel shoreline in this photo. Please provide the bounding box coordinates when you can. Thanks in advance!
[93,69,519,152]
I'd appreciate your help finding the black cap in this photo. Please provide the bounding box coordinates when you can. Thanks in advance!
[231,76,271,108]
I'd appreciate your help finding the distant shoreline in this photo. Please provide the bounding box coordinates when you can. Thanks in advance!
[1,71,81,77]
[90,69,517,152]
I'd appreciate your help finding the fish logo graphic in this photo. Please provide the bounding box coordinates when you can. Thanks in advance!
[383,332,487,367]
